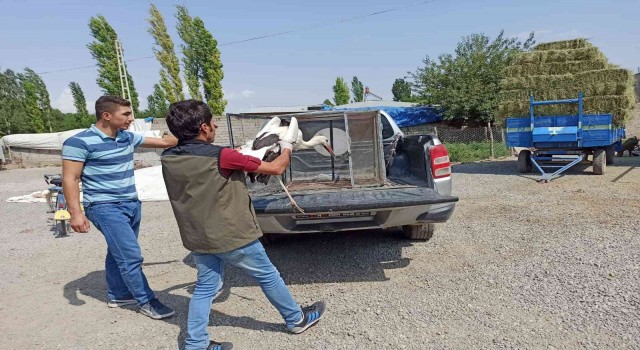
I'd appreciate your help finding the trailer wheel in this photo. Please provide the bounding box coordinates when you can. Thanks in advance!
[402,223,435,241]
[517,150,532,173]
[605,145,615,165]
[593,149,606,175]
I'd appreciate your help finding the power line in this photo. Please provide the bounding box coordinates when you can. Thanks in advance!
[37,0,437,75]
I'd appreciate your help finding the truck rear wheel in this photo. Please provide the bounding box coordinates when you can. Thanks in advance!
[593,149,606,175]
[517,150,532,173]
[402,223,435,241]
[605,145,615,165]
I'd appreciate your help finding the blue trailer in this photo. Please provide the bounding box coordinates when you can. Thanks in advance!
[505,93,625,182]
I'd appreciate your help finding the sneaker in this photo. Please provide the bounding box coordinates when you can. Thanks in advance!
[211,288,222,302]
[207,341,233,350]
[107,298,137,308]
[138,299,175,320]
[289,301,326,334]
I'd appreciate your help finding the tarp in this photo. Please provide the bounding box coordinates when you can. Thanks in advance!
[134,165,168,202]
[324,105,443,128]
[0,119,161,154]
[0,129,85,151]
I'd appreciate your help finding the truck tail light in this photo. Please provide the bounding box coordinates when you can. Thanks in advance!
[430,144,451,179]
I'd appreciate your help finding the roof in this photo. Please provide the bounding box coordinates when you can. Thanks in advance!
[333,101,417,108]
[326,102,443,128]
[234,104,325,115]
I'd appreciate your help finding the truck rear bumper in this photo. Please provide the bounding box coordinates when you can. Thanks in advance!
[251,187,458,234]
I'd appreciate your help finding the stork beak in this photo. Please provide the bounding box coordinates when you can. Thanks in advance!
[323,144,335,157]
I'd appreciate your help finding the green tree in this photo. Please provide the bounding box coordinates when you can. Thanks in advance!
[69,82,91,127]
[194,18,226,115]
[411,31,535,123]
[148,4,184,103]
[49,108,69,132]
[147,83,169,117]
[0,69,29,135]
[332,77,350,106]
[176,6,202,101]
[351,76,364,102]
[391,78,413,102]
[87,15,140,113]
[175,6,226,114]
[20,68,52,133]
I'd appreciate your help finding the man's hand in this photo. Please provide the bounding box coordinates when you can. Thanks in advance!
[70,212,91,233]
[278,140,293,151]
[142,134,178,148]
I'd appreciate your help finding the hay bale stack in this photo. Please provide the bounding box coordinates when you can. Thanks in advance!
[498,39,635,126]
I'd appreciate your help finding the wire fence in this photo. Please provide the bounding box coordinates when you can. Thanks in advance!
[402,123,510,161]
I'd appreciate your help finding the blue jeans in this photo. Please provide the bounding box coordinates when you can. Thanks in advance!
[85,200,155,306]
[185,240,303,350]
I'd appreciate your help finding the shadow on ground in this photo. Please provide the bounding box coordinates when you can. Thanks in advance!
[63,229,413,348]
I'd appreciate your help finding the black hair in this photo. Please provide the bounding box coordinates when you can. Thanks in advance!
[95,95,131,120]
[166,100,213,141]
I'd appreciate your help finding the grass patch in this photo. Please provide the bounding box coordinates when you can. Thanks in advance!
[446,142,510,163]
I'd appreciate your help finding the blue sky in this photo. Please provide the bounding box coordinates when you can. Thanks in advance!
[1,0,638,114]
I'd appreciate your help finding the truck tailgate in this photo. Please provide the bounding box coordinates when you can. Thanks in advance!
[252,187,458,214]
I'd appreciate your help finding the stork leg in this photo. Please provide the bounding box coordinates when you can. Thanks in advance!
[277,177,305,213]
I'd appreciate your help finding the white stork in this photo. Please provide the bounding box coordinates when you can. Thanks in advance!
[238,117,303,212]
[238,116,336,213]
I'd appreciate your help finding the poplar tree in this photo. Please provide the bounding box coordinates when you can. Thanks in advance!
[87,15,140,112]
[147,4,184,103]
[332,77,350,105]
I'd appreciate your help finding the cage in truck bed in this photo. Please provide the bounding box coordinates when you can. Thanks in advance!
[232,110,391,193]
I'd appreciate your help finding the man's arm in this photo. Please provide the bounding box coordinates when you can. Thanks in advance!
[62,160,91,233]
[140,134,178,148]
[255,148,292,175]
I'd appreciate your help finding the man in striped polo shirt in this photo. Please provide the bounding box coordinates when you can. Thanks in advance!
[62,96,178,320]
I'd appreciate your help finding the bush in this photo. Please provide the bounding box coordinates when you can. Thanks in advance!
[446,142,510,163]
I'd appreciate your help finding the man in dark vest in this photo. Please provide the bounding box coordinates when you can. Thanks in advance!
[161,100,325,350]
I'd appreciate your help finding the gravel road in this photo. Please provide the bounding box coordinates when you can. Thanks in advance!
[0,156,638,349]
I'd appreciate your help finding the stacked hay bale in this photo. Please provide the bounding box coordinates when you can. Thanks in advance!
[498,38,635,126]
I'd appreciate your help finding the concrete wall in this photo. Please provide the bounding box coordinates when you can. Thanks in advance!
[7,147,164,168]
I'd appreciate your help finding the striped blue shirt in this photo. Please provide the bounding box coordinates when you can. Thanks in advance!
[62,125,144,204]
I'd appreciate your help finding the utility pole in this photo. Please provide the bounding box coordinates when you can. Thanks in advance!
[363,86,383,101]
[115,39,135,118]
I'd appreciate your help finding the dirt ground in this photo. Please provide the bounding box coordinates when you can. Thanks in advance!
[0,155,639,349]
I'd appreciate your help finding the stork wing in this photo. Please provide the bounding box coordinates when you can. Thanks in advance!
[282,117,299,144]
[254,117,281,140]
[239,142,278,160]
[253,133,280,150]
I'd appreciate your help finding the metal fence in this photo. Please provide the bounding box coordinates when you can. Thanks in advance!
[402,123,510,159]
[402,123,505,143]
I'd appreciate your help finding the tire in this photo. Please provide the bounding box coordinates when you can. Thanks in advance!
[402,223,435,241]
[605,145,615,165]
[593,149,606,175]
[56,220,68,237]
[517,150,532,173]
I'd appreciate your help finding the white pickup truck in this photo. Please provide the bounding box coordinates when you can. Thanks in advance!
[231,109,458,241]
